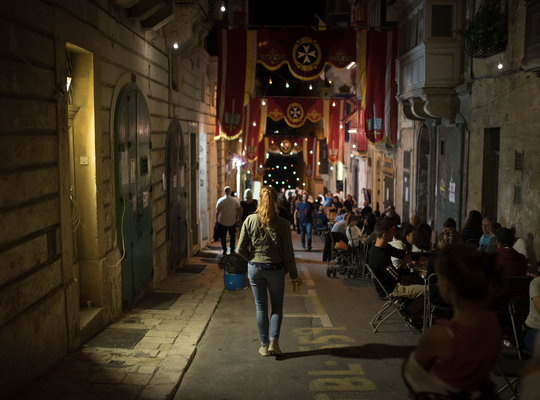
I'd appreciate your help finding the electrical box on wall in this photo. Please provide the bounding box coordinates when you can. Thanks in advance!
[80,156,89,165]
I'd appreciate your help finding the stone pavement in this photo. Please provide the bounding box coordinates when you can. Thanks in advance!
[18,247,227,400]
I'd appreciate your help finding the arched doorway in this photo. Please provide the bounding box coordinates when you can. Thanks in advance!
[114,83,153,309]
[166,120,187,270]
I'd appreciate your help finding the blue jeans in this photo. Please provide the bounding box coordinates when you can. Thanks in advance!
[300,222,313,248]
[248,264,285,346]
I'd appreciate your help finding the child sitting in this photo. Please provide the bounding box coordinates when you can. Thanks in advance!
[402,244,503,398]
[345,215,362,250]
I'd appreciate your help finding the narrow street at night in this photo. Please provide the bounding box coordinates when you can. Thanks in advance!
[2,0,540,399]
[176,235,419,400]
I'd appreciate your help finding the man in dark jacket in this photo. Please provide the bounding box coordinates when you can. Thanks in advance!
[370,219,425,322]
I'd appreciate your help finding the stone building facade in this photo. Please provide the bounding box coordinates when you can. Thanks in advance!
[0,0,221,396]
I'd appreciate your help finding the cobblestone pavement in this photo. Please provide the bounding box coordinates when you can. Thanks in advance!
[18,247,226,400]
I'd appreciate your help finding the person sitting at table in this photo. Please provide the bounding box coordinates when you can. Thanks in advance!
[360,200,372,216]
[427,228,461,310]
[461,210,483,244]
[314,204,328,227]
[524,276,540,352]
[324,192,333,208]
[331,212,353,234]
[343,194,357,212]
[389,224,417,270]
[485,221,501,253]
[413,223,433,254]
[511,226,539,274]
[346,215,362,251]
[334,209,346,223]
[491,227,528,307]
[329,195,343,212]
[402,244,503,397]
[370,219,426,326]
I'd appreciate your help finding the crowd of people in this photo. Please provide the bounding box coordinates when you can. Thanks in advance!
[215,186,540,398]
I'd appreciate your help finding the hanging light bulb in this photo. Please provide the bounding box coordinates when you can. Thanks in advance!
[239,138,243,143]
[284,166,287,170]
[310,150,313,154]
[262,99,266,105]
[173,32,179,49]
[332,101,336,107]
[330,167,333,170]
[259,164,263,168]
[286,82,289,88]
[328,79,332,84]
[293,171,296,175]
[269,78,273,84]
[339,124,343,129]
[498,54,503,69]
[297,177,300,181]
[221,1,226,12]
[309,84,313,90]
[247,170,251,174]
[252,121,256,126]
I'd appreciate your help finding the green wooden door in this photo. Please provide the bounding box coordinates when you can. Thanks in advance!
[436,126,464,232]
[115,84,153,309]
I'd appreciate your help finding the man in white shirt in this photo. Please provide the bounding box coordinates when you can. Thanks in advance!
[216,186,242,255]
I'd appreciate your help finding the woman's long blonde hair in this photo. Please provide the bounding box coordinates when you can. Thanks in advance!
[438,227,461,249]
[255,186,278,227]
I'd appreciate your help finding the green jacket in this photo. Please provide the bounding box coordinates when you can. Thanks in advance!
[237,214,298,279]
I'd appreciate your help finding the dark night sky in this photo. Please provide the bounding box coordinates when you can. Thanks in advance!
[248,0,327,27]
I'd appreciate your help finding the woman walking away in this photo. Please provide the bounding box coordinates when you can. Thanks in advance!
[402,244,503,398]
[240,189,258,223]
[238,187,303,356]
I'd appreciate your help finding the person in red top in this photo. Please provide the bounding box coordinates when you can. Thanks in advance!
[493,228,527,276]
[402,244,503,397]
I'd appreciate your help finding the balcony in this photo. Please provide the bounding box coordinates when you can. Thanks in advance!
[392,0,464,122]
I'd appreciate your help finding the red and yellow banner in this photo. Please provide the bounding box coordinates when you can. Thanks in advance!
[364,28,397,146]
[303,137,317,178]
[266,97,323,128]
[254,138,266,179]
[215,29,256,140]
[257,28,356,81]
[242,98,266,162]
[267,136,303,154]
[325,99,345,164]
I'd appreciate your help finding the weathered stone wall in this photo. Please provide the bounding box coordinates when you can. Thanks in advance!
[0,0,215,397]
[466,0,540,258]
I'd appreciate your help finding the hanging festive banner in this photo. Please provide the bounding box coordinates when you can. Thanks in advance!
[325,99,345,164]
[384,28,398,147]
[215,28,257,140]
[266,136,303,153]
[243,98,266,162]
[304,137,317,178]
[266,97,324,128]
[254,138,266,178]
[364,28,397,145]
[257,28,356,81]
[357,30,367,109]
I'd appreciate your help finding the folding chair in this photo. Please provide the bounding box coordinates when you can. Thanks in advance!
[491,297,534,399]
[365,263,417,334]
[426,273,453,328]
[509,296,534,359]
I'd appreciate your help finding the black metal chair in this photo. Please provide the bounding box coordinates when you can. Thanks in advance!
[365,263,417,334]
[426,273,453,328]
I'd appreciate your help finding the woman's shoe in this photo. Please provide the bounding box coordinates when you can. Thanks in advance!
[269,341,282,355]
[259,345,270,356]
